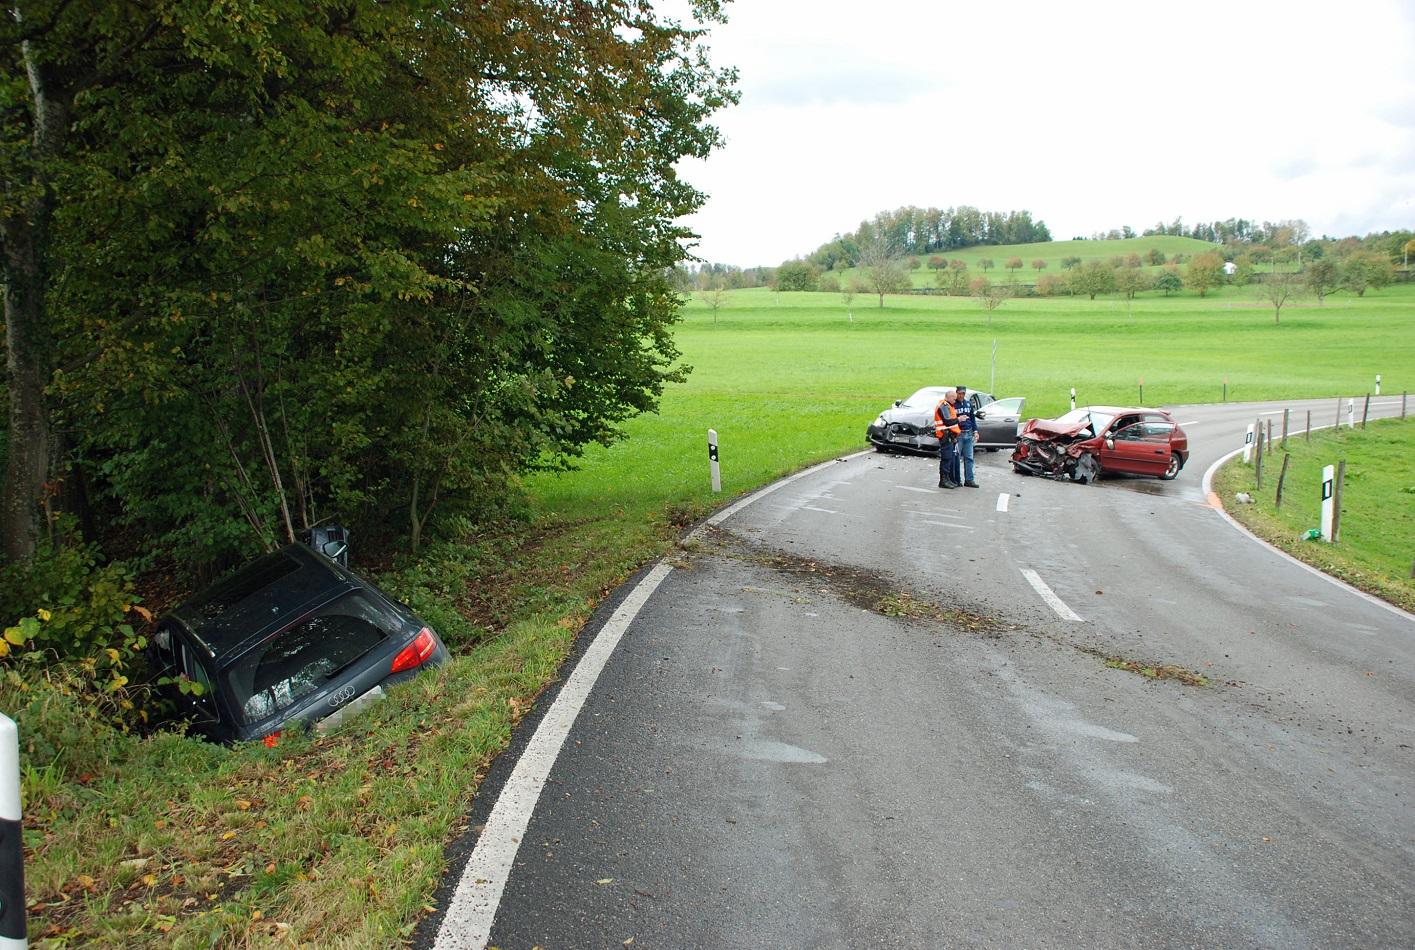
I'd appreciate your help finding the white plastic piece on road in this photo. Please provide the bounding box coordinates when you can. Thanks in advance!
[996,493,1009,512]
[433,562,674,950]
[1021,569,1085,622]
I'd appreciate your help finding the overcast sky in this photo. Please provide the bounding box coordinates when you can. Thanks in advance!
[672,0,1415,267]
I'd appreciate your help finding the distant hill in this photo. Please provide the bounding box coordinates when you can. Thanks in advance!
[830,235,1219,288]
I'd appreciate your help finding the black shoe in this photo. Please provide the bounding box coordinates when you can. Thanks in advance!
[964,480,979,488]
[940,480,958,489]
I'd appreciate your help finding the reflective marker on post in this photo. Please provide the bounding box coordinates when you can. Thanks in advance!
[1243,423,1255,464]
[0,713,25,949]
[707,428,721,493]
[1320,464,1336,542]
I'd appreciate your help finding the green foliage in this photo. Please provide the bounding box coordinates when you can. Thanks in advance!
[3,1,736,572]
[0,531,141,660]
[1184,253,1225,297]
[1069,261,1116,299]
[775,259,820,292]
[1153,268,1183,296]
[1340,251,1395,297]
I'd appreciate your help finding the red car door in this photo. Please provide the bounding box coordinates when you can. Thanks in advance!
[1098,421,1169,475]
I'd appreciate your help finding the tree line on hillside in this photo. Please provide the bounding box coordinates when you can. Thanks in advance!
[0,2,735,678]
[804,206,1051,271]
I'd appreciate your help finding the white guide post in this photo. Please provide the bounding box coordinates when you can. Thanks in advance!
[1346,399,1355,428]
[707,429,721,493]
[0,713,25,948]
[1375,374,1381,396]
[1069,387,1076,412]
[1242,423,1255,463]
[1320,464,1336,542]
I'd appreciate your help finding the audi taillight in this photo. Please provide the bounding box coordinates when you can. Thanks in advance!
[391,627,436,673]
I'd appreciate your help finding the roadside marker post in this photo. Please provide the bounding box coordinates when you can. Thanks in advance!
[1375,374,1381,396]
[0,713,25,949]
[1320,465,1336,541]
[707,429,721,493]
[1069,387,1076,412]
[1138,376,1144,405]
[1223,376,1228,402]
[1243,423,1255,463]
[1346,398,1355,429]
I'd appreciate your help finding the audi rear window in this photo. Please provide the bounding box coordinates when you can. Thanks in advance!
[226,593,398,724]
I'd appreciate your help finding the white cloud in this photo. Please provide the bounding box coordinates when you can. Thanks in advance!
[674,0,1415,265]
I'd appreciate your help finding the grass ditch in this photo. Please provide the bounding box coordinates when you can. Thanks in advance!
[1213,416,1415,613]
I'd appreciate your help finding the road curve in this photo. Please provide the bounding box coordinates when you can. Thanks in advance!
[423,397,1413,950]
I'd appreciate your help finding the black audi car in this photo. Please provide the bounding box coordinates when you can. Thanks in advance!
[149,542,448,744]
[866,387,1026,454]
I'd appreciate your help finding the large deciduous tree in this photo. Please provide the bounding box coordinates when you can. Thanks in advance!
[1184,253,1225,297]
[2,1,737,566]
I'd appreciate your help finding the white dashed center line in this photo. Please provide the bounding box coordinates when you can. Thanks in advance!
[1021,569,1085,622]
[996,493,1009,512]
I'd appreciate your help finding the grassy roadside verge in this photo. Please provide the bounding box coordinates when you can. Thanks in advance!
[1212,417,1415,613]
[11,454,844,947]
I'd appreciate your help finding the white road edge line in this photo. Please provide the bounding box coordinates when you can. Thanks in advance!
[437,449,874,949]
[1021,568,1085,622]
[996,493,1009,512]
[434,562,674,950]
[1200,440,1415,626]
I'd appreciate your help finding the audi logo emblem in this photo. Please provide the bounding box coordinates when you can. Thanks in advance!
[328,685,357,708]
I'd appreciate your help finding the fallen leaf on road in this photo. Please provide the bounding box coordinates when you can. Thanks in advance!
[596,878,614,885]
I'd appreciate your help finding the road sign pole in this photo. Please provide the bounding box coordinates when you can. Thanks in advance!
[707,429,721,493]
[0,713,25,949]
[1320,464,1335,542]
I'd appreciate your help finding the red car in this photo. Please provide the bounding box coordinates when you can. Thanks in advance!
[1011,406,1188,483]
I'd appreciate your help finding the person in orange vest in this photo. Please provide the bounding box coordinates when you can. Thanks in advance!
[933,390,962,489]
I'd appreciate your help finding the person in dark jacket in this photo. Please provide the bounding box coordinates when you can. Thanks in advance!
[954,385,979,487]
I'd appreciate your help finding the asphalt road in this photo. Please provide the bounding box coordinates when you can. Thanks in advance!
[426,397,1414,950]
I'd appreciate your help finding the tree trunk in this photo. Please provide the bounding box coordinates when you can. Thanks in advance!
[2,30,69,563]
[2,223,51,561]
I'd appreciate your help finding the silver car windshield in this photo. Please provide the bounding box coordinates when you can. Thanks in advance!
[903,387,951,409]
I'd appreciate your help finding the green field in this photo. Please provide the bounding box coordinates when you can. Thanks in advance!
[824,235,1249,288]
[531,284,1415,526]
[1214,418,1415,611]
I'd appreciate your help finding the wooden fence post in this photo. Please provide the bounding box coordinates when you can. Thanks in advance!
[1255,426,1265,490]
[1282,407,1289,447]
[1361,394,1370,429]
[1332,459,1346,543]
[1305,409,1311,442]
[1275,454,1291,508]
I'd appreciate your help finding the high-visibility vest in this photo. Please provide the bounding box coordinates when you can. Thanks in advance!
[934,399,961,438]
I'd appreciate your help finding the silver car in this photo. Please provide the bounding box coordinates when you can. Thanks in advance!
[866,388,1026,454]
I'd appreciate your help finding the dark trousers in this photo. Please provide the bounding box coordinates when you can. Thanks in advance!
[938,437,958,484]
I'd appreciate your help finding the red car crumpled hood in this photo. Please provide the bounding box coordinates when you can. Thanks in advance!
[1019,417,1094,440]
